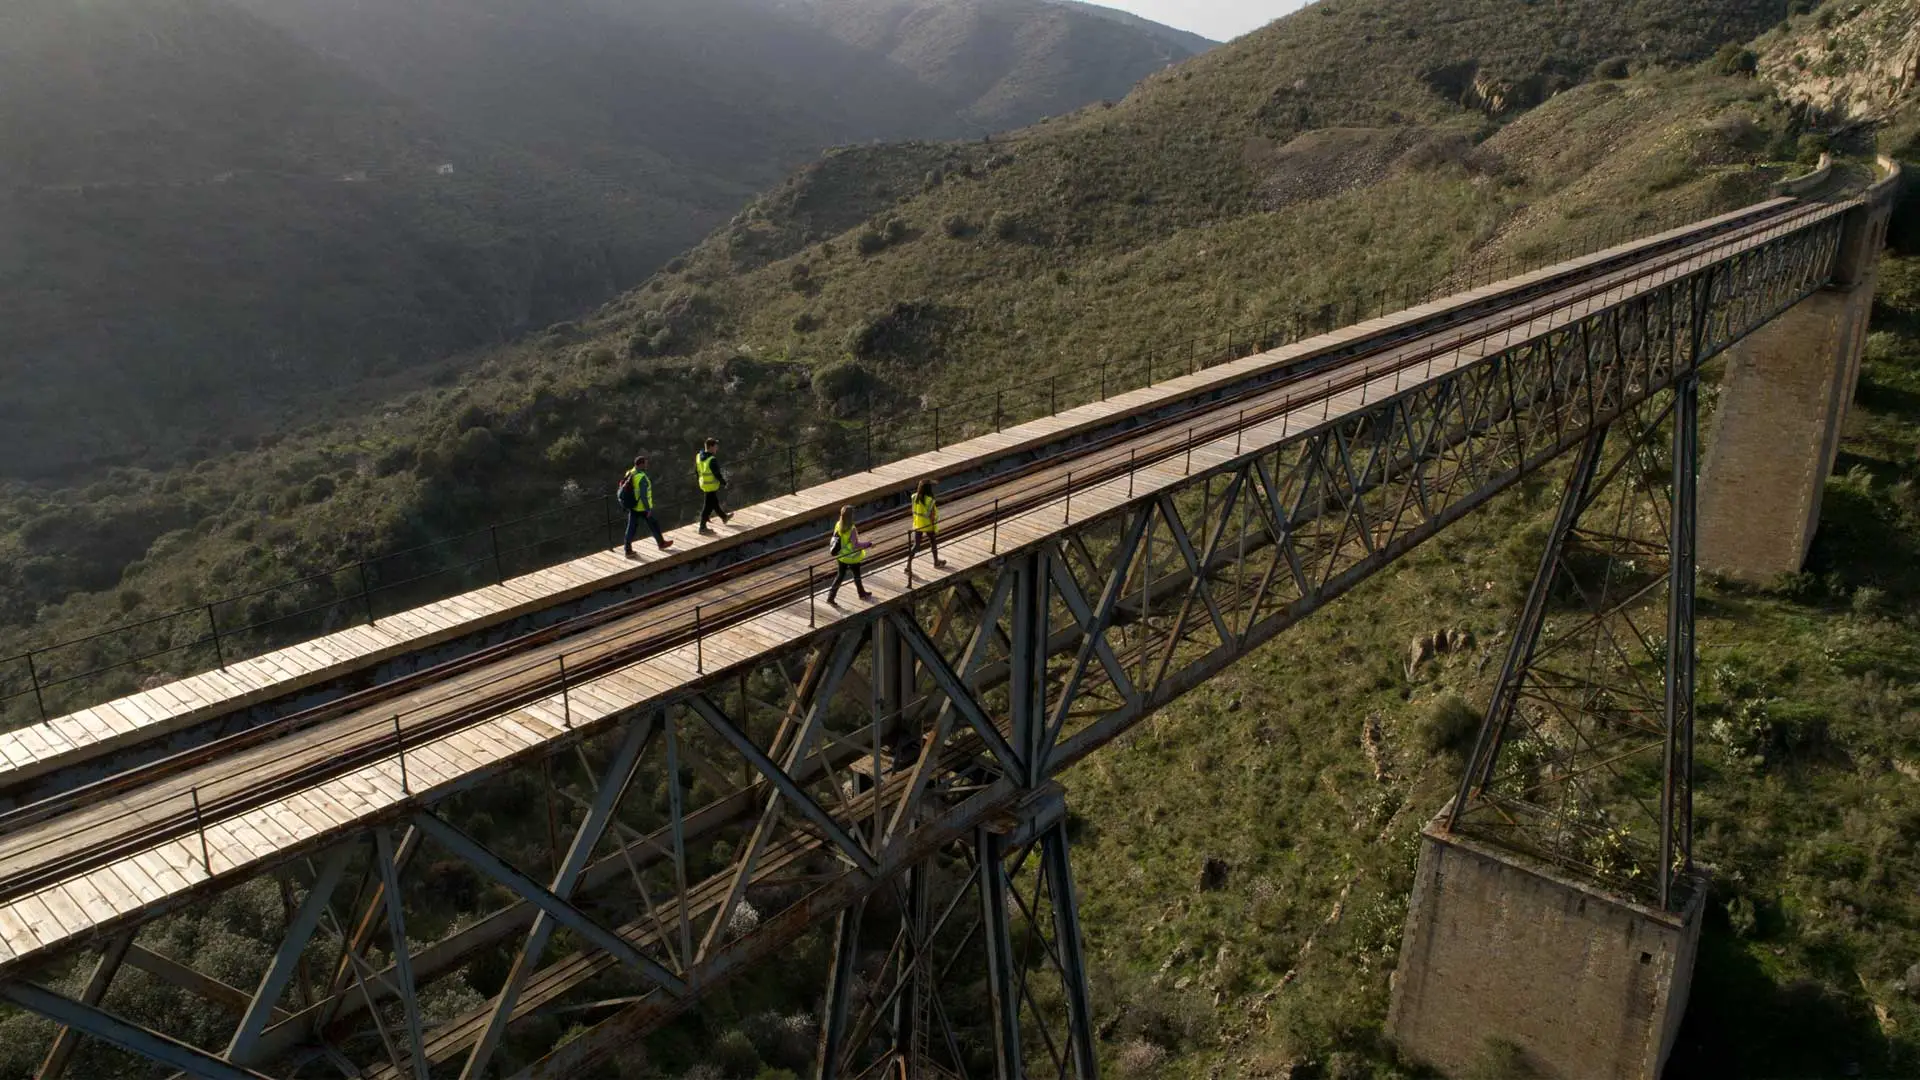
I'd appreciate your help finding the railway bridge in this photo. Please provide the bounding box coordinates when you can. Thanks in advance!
[0,160,1901,1080]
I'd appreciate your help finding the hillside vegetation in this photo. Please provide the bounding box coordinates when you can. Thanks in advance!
[1,0,1916,1074]
[1,0,1203,480]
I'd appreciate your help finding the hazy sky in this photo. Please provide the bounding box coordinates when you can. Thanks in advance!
[1103,0,1310,42]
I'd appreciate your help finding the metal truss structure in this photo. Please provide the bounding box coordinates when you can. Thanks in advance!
[0,199,1865,1080]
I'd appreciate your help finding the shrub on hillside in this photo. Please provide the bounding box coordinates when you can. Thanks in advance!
[943,214,974,238]
[812,360,875,414]
[1594,56,1632,79]
[1418,693,1481,756]
[855,227,887,256]
[712,1029,761,1078]
[1713,44,1760,77]
[989,210,1023,241]
[545,432,590,470]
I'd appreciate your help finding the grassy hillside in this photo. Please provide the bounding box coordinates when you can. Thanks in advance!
[775,0,1213,131]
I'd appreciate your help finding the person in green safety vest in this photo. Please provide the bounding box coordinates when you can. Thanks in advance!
[825,505,874,605]
[617,455,673,557]
[908,478,946,569]
[696,437,731,533]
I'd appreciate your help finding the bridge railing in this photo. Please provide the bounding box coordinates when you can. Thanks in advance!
[0,206,1754,728]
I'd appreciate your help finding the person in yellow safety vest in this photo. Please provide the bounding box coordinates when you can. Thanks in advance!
[825,505,874,605]
[908,479,946,569]
[696,437,731,533]
[617,455,673,557]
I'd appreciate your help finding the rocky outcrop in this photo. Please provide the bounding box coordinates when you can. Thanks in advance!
[1758,0,1920,123]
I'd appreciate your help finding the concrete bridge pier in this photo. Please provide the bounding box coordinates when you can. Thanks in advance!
[1386,813,1707,1080]
[1698,201,1892,582]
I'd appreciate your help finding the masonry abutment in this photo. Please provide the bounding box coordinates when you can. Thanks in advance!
[1386,813,1707,1080]
[1698,204,1889,582]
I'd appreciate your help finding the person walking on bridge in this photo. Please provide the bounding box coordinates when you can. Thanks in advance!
[825,505,874,605]
[696,437,731,533]
[909,478,946,569]
[618,455,673,557]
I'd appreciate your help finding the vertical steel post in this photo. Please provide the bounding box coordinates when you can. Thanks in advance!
[789,445,799,496]
[558,654,571,729]
[191,787,211,872]
[695,605,704,674]
[1041,821,1101,1080]
[1010,551,1047,783]
[356,561,376,625]
[816,901,865,1080]
[893,864,929,1069]
[394,715,409,796]
[372,827,430,1080]
[976,829,1023,1080]
[26,652,46,721]
[1662,371,1700,910]
[206,605,225,669]
[489,525,504,585]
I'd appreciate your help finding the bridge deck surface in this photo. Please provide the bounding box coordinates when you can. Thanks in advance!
[0,229,1694,786]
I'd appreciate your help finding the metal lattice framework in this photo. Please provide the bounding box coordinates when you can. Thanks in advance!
[0,199,1866,1080]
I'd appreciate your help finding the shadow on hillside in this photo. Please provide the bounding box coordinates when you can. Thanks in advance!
[1853,377,1920,420]
[1668,909,1890,1079]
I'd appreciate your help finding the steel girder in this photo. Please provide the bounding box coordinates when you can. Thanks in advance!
[0,211,1848,1079]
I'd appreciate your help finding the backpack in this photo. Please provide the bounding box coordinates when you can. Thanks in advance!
[616,473,639,511]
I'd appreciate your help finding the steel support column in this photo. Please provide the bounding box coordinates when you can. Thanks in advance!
[1038,823,1099,1080]
[976,828,1023,1080]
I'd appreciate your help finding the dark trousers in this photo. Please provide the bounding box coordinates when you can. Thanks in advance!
[624,509,665,549]
[828,560,866,600]
[701,490,727,527]
[909,529,941,563]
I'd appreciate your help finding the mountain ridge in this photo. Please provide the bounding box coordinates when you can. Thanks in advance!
[0,0,1209,480]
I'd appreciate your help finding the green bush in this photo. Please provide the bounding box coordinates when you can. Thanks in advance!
[1713,44,1759,77]
[300,475,337,504]
[712,1029,761,1078]
[989,210,1021,240]
[545,432,590,470]
[813,359,875,413]
[855,228,887,256]
[1418,693,1482,756]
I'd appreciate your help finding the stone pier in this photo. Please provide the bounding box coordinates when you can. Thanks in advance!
[1386,816,1706,1080]
[1697,200,1892,582]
